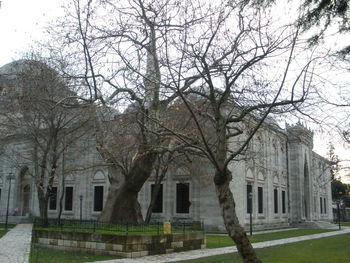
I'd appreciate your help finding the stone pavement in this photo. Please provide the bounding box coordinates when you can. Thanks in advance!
[91,227,350,263]
[0,224,33,263]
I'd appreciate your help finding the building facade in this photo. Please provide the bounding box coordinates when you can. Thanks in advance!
[0,123,333,231]
[0,61,333,231]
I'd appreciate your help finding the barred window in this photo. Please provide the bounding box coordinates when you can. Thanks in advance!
[49,187,57,210]
[64,187,73,211]
[94,186,104,212]
[151,184,163,213]
[258,187,263,214]
[247,184,253,214]
[176,183,190,213]
[282,190,286,214]
[274,189,278,214]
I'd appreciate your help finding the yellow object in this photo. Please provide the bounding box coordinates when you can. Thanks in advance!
[163,222,171,234]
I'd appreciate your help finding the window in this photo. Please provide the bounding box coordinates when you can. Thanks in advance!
[323,198,327,214]
[151,184,163,213]
[274,189,278,213]
[258,187,263,214]
[282,190,286,214]
[94,186,104,212]
[49,187,57,210]
[320,197,323,214]
[64,186,73,211]
[176,183,190,213]
[247,184,252,214]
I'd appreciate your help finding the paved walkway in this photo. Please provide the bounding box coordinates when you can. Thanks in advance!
[91,227,350,263]
[0,224,33,263]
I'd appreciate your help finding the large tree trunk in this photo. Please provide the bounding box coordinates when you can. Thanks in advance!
[214,169,261,263]
[37,189,49,227]
[99,152,157,223]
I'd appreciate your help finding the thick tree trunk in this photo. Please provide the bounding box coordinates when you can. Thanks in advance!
[99,152,157,223]
[214,170,261,263]
[38,189,49,227]
[99,181,144,224]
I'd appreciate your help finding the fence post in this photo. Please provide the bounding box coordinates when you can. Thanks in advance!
[126,223,129,235]
[93,221,96,232]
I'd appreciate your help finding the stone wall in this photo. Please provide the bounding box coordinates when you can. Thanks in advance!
[32,230,206,258]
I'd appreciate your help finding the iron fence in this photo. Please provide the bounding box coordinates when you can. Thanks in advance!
[33,218,204,235]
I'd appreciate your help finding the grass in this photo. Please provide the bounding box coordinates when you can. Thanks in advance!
[0,223,16,229]
[177,233,350,263]
[0,230,7,238]
[29,246,121,263]
[341,221,350,227]
[206,228,334,248]
[0,224,16,238]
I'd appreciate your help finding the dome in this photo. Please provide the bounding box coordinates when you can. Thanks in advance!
[0,60,55,95]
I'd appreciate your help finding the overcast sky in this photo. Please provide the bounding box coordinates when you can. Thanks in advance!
[0,0,65,65]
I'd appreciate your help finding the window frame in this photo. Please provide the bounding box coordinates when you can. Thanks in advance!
[64,186,74,212]
[274,188,278,214]
[150,183,163,214]
[175,182,191,215]
[282,190,286,214]
[48,186,58,211]
[246,184,253,214]
[93,185,104,212]
[258,186,263,214]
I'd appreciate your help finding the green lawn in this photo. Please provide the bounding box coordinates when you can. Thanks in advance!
[178,233,350,263]
[0,223,16,229]
[0,224,16,239]
[341,221,350,227]
[0,230,7,238]
[29,246,121,263]
[28,229,335,263]
[207,228,333,248]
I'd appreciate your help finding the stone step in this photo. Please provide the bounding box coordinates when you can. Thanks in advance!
[0,216,33,224]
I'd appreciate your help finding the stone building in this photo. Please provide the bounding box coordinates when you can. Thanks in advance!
[0,61,333,231]
[138,121,333,231]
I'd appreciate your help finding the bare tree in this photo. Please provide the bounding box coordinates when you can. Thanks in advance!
[158,3,319,263]
[47,1,322,262]
[46,0,204,224]
[0,58,91,225]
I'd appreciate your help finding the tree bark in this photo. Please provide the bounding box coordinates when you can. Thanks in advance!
[37,188,49,227]
[214,169,261,263]
[99,152,157,223]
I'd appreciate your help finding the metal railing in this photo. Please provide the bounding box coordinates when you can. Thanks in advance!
[33,218,204,235]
